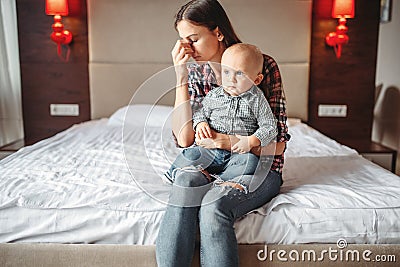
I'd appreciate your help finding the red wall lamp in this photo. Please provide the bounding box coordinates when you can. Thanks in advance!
[45,0,72,61]
[325,0,355,59]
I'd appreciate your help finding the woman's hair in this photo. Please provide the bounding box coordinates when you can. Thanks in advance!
[174,0,241,48]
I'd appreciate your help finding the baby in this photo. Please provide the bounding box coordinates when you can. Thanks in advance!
[165,43,277,183]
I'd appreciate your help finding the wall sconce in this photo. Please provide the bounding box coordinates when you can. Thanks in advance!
[325,0,355,59]
[46,0,72,61]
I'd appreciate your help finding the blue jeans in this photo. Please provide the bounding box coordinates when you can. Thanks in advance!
[156,153,282,267]
[166,146,259,182]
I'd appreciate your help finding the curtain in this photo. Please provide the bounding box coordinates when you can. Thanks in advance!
[0,0,23,147]
[373,0,400,173]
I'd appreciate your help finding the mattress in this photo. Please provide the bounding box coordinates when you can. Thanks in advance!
[0,106,399,245]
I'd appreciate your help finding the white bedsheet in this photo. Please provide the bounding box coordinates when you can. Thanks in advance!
[0,118,399,244]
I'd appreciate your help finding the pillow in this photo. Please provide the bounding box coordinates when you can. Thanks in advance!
[107,104,173,128]
[287,117,302,127]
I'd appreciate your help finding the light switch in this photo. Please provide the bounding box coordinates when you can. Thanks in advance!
[50,104,79,116]
[318,104,347,117]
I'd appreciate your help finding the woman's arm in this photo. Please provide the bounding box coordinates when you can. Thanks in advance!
[172,80,195,147]
[196,129,286,156]
[260,55,290,148]
[250,142,286,156]
[171,40,196,147]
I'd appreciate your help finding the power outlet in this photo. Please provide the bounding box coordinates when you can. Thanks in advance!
[50,104,79,116]
[318,104,347,117]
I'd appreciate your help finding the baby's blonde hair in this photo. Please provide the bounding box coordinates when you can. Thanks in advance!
[224,43,264,73]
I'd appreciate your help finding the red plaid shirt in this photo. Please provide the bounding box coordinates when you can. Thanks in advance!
[178,54,290,173]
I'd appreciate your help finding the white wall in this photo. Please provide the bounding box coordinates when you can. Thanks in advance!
[374,0,400,174]
[88,0,312,121]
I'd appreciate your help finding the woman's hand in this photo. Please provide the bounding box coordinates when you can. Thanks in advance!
[195,129,286,156]
[171,40,193,79]
[232,135,260,154]
[195,129,236,150]
[231,136,252,154]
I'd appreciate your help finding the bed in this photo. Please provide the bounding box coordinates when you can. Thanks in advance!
[1,0,400,266]
[1,103,397,244]
[1,104,399,266]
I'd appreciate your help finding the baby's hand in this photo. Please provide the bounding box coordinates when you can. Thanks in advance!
[196,122,212,140]
[231,135,252,154]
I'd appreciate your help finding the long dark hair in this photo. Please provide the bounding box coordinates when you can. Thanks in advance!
[174,0,241,48]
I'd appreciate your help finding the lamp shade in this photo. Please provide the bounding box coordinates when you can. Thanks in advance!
[46,0,69,16]
[332,0,355,18]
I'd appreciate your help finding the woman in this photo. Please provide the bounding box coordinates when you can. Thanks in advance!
[156,1,289,266]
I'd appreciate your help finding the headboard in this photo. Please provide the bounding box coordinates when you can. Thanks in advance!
[88,0,311,121]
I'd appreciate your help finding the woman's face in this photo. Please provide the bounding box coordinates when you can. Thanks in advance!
[176,20,225,63]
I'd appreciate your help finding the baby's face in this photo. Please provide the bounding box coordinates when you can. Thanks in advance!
[221,50,259,96]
